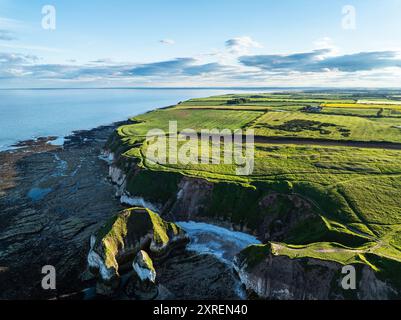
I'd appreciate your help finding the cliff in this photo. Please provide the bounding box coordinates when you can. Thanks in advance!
[101,134,401,300]
[234,244,397,300]
[88,207,188,296]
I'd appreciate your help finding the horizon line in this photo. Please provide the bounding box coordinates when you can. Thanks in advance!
[1,86,401,91]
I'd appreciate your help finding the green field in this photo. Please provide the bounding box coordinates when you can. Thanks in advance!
[118,108,264,137]
[322,102,401,111]
[252,111,401,142]
[110,91,401,291]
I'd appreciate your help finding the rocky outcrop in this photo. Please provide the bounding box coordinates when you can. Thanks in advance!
[125,250,158,299]
[133,250,156,283]
[87,207,188,296]
[99,149,115,164]
[357,266,397,300]
[234,244,397,300]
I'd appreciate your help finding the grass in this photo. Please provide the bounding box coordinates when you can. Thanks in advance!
[118,108,263,138]
[109,91,401,290]
[95,207,184,271]
[236,244,272,269]
[251,111,401,142]
[137,250,155,273]
[320,107,399,118]
[322,103,401,111]
[271,241,376,267]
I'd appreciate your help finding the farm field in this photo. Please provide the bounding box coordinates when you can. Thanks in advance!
[252,111,401,142]
[111,91,401,291]
[117,108,264,140]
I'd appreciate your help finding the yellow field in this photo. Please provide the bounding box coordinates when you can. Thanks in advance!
[322,103,401,111]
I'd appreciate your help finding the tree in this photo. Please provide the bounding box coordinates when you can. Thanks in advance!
[377,108,385,118]
[227,98,250,105]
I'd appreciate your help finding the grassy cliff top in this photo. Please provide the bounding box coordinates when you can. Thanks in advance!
[96,207,184,270]
[109,91,401,285]
[240,241,401,290]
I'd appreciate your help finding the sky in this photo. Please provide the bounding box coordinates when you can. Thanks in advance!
[0,0,401,88]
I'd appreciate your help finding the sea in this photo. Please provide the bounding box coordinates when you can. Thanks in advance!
[0,88,286,151]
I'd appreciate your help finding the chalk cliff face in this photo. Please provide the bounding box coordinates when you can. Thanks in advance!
[233,244,397,300]
[133,250,156,283]
[87,207,188,296]
[109,165,126,196]
[104,151,164,212]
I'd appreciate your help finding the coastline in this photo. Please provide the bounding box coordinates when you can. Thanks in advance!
[0,121,126,299]
[3,89,401,300]
[0,120,126,153]
[0,120,246,300]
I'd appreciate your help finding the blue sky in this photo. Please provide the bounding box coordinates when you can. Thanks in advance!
[1,0,401,87]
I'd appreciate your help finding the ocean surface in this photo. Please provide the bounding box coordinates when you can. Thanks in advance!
[177,221,261,264]
[0,88,277,151]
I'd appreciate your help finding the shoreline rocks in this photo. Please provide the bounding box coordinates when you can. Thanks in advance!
[0,123,125,299]
[87,207,188,297]
[0,122,247,300]
[125,250,158,300]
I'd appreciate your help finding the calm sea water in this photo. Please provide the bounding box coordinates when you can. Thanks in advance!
[0,88,277,151]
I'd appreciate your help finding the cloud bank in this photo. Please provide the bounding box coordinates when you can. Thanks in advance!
[0,29,17,41]
[159,39,175,45]
[239,50,401,72]
[1,37,401,87]
[225,36,262,55]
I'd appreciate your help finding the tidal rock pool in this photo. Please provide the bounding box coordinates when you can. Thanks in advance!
[27,187,52,201]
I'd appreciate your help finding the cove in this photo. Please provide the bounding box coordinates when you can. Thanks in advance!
[177,221,261,264]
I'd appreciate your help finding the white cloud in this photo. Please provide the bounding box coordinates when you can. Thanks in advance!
[225,36,262,55]
[0,29,16,41]
[0,17,24,29]
[239,49,401,72]
[0,42,63,53]
[2,38,401,87]
[314,37,334,49]
[159,39,175,45]
[313,37,339,57]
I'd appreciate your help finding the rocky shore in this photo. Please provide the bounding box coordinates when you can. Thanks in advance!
[0,123,245,300]
[0,123,126,299]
